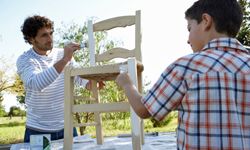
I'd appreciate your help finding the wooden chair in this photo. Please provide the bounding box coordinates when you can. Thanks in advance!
[64,10,144,150]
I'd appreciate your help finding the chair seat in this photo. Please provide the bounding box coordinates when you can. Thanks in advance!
[70,61,144,81]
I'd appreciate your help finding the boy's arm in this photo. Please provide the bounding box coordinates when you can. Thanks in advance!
[116,73,151,119]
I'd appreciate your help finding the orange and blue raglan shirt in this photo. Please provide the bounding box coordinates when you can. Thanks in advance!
[142,37,250,149]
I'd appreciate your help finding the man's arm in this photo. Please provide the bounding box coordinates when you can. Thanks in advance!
[116,73,151,119]
[54,42,80,73]
[16,42,81,91]
[16,55,60,91]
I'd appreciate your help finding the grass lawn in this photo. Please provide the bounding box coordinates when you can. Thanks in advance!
[0,126,25,144]
[0,117,26,144]
[0,115,177,145]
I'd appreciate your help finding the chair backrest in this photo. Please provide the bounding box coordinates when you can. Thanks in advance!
[87,10,141,66]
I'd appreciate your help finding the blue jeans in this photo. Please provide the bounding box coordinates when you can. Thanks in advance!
[24,127,78,143]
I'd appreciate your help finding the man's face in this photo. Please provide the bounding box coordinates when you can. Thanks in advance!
[30,27,53,53]
[186,18,206,52]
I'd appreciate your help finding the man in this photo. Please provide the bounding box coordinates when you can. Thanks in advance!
[17,15,88,142]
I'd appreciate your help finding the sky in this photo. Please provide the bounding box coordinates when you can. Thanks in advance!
[0,0,196,111]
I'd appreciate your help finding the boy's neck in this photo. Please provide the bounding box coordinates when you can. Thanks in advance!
[207,30,229,43]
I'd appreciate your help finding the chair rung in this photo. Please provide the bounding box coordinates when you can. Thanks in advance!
[72,102,130,113]
[74,122,98,127]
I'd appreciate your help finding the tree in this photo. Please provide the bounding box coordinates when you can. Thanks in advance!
[237,0,250,46]
[0,92,7,117]
[11,74,25,105]
[0,57,15,93]
[0,57,26,117]
[0,57,16,114]
[8,106,25,119]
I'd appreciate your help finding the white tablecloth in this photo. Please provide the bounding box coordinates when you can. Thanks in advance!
[11,132,176,150]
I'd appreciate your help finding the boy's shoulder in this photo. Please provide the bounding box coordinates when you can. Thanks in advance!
[170,51,216,69]
[175,52,201,63]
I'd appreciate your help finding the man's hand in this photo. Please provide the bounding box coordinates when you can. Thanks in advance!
[54,42,80,73]
[98,81,105,89]
[86,80,105,90]
[62,42,80,62]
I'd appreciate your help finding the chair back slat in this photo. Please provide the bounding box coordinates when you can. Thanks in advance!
[93,16,135,32]
[87,10,142,65]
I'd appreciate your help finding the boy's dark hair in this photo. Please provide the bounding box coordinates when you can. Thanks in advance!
[21,15,54,44]
[185,0,243,37]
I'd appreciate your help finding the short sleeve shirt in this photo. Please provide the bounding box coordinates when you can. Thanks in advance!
[142,38,250,149]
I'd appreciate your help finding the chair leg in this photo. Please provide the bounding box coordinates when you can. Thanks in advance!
[64,67,74,150]
[137,69,145,145]
[140,119,145,145]
[130,109,142,150]
[95,112,103,144]
[91,80,104,144]
[128,58,142,150]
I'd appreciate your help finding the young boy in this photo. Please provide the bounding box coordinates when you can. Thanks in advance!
[116,0,250,149]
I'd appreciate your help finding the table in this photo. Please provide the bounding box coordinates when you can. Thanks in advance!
[10,132,176,150]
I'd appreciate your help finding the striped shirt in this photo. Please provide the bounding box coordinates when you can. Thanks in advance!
[16,48,88,131]
[142,38,250,149]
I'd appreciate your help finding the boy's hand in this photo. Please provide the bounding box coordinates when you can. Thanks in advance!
[115,73,133,89]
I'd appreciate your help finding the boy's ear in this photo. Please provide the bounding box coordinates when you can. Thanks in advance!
[201,13,213,31]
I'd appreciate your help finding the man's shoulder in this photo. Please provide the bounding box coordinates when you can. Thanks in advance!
[17,49,33,62]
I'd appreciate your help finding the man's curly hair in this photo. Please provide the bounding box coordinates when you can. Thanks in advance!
[21,15,54,44]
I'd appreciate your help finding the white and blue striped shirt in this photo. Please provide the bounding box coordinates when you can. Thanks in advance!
[16,48,87,131]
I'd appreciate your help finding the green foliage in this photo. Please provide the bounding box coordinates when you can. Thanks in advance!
[11,74,26,106]
[0,121,25,127]
[84,117,178,138]
[0,109,6,117]
[55,22,115,67]
[12,74,25,97]
[0,93,7,117]
[56,21,126,135]
[0,106,6,117]
[0,116,26,124]
[237,0,250,46]
[8,106,26,118]
[100,81,130,120]
[56,22,90,66]
[0,57,15,93]
[0,57,25,111]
